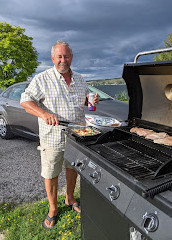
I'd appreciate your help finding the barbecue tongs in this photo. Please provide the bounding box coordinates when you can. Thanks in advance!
[59,120,87,128]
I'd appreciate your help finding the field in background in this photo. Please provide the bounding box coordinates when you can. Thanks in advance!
[87,78,128,101]
[86,78,125,86]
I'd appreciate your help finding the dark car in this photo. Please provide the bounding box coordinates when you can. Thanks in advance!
[0,82,128,140]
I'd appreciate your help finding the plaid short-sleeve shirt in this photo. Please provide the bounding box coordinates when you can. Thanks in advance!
[20,66,88,150]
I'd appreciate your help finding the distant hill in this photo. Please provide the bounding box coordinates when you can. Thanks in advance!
[86,78,125,86]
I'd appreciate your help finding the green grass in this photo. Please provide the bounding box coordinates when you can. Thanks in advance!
[115,91,129,102]
[0,190,81,240]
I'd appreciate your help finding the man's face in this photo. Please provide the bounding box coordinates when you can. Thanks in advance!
[51,44,73,74]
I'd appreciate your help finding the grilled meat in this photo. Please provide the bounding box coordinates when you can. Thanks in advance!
[130,127,153,136]
[154,136,172,146]
[145,132,168,140]
[130,127,171,145]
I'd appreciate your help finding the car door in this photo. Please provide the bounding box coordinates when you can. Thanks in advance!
[4,83,39,136]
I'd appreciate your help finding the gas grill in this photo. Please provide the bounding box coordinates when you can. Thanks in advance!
[64,49,172,240]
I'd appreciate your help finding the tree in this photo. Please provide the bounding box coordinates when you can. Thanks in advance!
[0,22,39,89]
[154,33,172,62]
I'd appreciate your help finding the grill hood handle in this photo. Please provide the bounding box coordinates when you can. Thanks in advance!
[134,47,172,63]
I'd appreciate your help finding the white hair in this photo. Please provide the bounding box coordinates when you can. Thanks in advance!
[51,40,73,58]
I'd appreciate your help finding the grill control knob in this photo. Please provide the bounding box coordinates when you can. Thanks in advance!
[142,213,159,232]
[89,171,101,183]
[71,162,75,167]
[75,159,86,171]
[106,185,120,200]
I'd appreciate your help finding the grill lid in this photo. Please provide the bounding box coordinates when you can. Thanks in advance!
[122,61,172,127]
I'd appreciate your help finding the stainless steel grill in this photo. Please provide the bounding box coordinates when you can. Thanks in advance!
[64,50,172,240]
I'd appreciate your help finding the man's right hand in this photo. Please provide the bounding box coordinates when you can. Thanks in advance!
[20,101,59,126]
[41,112,59,126]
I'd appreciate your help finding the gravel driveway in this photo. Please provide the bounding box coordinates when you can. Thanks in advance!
[0,137,66,204]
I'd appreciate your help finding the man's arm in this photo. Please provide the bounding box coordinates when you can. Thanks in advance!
[20,101,59,126]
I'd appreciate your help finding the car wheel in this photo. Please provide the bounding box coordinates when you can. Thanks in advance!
[0,115,14,139]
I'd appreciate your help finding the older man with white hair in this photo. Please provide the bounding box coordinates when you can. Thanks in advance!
[20,40,99,228]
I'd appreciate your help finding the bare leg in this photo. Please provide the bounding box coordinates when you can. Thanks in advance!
[44,176,58,227]
[65,168,80,213]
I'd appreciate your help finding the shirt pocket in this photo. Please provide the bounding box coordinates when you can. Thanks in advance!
[76,90,87,107]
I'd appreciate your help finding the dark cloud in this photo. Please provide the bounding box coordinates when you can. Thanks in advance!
[0,0,172,80]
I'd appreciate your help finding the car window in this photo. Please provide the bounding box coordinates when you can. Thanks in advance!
[8,84,27,101]
[88,85,113,100]
[2,87,13,98]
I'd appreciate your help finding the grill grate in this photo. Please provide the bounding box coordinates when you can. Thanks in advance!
[89,139,172,180]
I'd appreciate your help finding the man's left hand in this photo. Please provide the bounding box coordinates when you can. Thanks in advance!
[94,93,99,104]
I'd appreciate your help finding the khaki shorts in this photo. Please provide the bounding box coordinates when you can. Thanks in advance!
[37,140,72,179]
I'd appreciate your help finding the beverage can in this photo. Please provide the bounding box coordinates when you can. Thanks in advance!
[88,92,96,111]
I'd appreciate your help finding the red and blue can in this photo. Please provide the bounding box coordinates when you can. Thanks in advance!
[88,92,96,111]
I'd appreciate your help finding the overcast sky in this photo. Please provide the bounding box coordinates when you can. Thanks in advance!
[0,0,172,80]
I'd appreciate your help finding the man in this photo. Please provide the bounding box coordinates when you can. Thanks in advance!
[20,40,98,228]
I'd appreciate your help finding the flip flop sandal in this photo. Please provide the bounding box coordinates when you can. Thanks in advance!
[42,214,58,229]
[65,202,81,213]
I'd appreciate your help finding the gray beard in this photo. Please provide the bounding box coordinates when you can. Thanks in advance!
[57,64,70,74]
[58,68,69,74]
